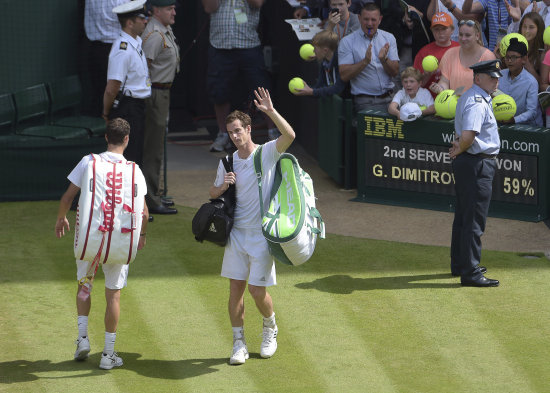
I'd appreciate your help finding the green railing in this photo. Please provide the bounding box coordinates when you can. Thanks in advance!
[355,110,550,222]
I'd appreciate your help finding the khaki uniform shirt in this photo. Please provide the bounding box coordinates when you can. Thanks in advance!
[141,17,180,83]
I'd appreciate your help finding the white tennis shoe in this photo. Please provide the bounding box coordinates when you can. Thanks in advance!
[230,338,249,365]
[99,352,123,370]
[74,336,90,360]
[260,326,278,358]
[210,133,232,152]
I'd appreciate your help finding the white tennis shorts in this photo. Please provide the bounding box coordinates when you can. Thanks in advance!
[221,226,276,286]
[76,260,129,290]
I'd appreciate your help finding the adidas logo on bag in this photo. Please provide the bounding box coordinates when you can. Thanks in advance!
[209,223,217,233]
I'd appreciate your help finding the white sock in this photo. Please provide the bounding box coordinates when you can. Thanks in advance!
[103,332,116,355]
[263,312,276,329]
[77,316,88,338]
[232,326,244,341]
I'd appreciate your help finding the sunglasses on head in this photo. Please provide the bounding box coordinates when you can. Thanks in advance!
[459,19,476,27]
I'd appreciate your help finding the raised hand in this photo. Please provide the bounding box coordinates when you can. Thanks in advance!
[254,87,274,113]
[504,0,521,22]
[378,43,390,62]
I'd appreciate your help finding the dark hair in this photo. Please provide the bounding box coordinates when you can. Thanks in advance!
[106,118,130,145]
[520,12,545,71]
[361,2,380,13]
[117,14,140,28]
[225,110,251,128]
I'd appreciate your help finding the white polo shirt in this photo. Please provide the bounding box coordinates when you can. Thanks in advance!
[107,31,151,99]
[214,140,281,229]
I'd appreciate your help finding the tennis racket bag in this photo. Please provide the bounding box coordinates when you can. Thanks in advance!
[254,146,325,266]
[74,154,144,265]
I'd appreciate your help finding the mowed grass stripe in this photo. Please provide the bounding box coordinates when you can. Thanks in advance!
[187,276,330,392]
[380,284,534,393]
[276,277,399,392]
[118,277,238,392]
[0,281,122,392]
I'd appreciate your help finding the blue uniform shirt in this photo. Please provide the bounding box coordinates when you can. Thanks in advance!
[455,84,500,155]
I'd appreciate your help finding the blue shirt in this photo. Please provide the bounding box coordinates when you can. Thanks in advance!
[477,0,511,50]
[498,69,543,126]
[455,84,500,155]
[338,28,399,96]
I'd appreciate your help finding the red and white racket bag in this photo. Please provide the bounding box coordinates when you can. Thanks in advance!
[74,154,144,265]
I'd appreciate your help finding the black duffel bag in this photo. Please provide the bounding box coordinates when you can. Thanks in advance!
[192,155,235,246]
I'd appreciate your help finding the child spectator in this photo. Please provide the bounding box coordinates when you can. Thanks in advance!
[414,12,460,98]
[293,30,347,97]
[498,38,543,126]
[388,67,435,120]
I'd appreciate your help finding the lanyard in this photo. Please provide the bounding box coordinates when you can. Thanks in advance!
[324,67,336,86]
[336,14,350,40]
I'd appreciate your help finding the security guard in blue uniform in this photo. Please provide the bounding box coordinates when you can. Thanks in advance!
[449,59,502,287]
[102,0,151,166]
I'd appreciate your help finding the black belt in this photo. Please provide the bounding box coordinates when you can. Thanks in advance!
[466,152,497,159]
[122,95,145,102]
[151,82,172,90]
[355,91,393,99]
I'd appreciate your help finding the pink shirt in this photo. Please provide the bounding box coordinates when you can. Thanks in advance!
[440,47,496,92]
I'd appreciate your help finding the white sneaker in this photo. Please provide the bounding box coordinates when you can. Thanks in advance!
[74,336,90,360]
[210,133,232,152]
[268,129,280,141]
[229,338,249,365]
[99,352,123,370]
[260,326,278,358]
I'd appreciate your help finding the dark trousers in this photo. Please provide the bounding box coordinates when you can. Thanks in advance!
[110,96,146,166]
[88,41,112,117]
[450,153,497,277]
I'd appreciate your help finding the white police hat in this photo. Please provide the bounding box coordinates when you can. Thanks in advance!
[113,0,147,16]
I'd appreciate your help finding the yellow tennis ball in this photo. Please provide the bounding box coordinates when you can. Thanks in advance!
[544,26,550,46]
[500,33,528,57]
[492,94,517,121]
[419,105,427,111]
[422,55,439,72]
[434,90,458,119]
[288,77,305,94]
[299,44,315,61]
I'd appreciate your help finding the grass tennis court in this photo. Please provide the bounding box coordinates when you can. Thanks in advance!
[1,201,549,393]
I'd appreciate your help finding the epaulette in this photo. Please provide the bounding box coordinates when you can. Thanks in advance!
[119,42,128,50]
[474,96,482,103]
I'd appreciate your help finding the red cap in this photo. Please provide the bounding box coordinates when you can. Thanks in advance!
[431,12,453,27]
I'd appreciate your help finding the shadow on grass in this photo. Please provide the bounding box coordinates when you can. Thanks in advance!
[295,273,460,294]
[0,352,227,384]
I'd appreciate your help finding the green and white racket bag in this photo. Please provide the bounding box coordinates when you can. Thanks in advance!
[254,146,325,266]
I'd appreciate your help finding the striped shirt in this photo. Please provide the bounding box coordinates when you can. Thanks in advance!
[477,0,511,50]
[209,0,261,49]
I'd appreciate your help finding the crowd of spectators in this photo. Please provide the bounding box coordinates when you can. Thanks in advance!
[293,0,550,126]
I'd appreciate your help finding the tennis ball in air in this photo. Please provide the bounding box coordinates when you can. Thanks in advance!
[492,94,517,121]
[544,26,550,46]
[422,55,439,72]
[299,43,315,61]
[288,77,305,94]
[499,33,528,57]
[434,90,458,119]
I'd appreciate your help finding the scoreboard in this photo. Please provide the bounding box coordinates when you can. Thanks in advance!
[356,110,550,222]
